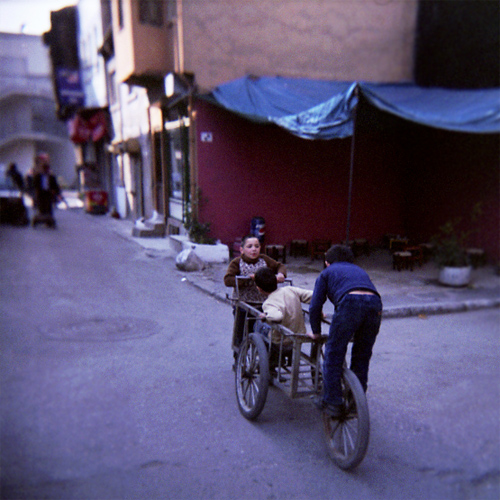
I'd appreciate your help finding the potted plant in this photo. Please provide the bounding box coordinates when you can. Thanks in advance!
[184,213,215,245]
[431,203,482,287]
[183,190,216,245]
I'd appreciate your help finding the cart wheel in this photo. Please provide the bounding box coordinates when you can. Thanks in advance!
[322,368,369,470]
[235,333,270,420]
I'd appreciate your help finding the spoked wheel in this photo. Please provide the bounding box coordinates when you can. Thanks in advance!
[322,368,370,470]
[235,333,270,420]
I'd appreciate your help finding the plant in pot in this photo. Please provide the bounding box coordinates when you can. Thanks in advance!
[431,203,482,287]
[184,194,215,245]
[184,214,215,244]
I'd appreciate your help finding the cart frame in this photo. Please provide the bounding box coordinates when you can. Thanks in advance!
[229,276,370,470]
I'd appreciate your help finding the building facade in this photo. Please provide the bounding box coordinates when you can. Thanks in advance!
[71,0,114,214]
[101,0,176,222]
[181,0,418,90]
[0,32,76,185]
[70,0,499,260]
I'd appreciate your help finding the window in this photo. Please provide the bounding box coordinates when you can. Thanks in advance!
[117,0,124,28]
[108,70,117,105]
[169,132,183,200]
[139,0,163,27]
[166,0,177,21]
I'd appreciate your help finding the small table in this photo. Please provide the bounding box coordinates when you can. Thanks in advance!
[406,246,423,267]
[266,244,286,263]
[466,248,486,268]
[392,251,413,271]
[352,238,369,257]
[311,239,331,260]
[419,243,434,263]
[290,240,308,258]
[389,237,409,252]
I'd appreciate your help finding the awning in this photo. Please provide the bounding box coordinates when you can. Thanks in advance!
[206,76,357,139]
[202,76,500,139]
[361,83,500,134]
[68,109,109,143]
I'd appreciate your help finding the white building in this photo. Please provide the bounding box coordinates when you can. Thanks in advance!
[0,32,76,186]
[77,0,107,109]
[71,0,153,220]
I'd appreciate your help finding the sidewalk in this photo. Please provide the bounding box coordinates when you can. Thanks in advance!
[96,210,500,319]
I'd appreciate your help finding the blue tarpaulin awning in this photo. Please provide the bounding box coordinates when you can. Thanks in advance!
[361,83,500,135]
[202,76,500,139]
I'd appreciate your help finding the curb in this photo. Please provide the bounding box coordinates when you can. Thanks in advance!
[183,276,500,319]
[100,216,500,319]
[183,277,231,305]
[383,298,500,319]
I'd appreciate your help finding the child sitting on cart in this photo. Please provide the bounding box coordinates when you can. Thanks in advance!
[254,266,313,366]
[224,235,286,302]
[224,235,287,356]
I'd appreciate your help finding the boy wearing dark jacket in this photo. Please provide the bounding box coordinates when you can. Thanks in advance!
[309,245,382,417]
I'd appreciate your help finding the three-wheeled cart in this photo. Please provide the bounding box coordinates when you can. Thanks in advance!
[230,276,371,470]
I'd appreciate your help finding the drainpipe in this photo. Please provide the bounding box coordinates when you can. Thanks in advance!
[176,0,184,74]
[188,94,197,220]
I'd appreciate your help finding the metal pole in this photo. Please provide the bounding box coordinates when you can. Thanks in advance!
[345,85,359,244]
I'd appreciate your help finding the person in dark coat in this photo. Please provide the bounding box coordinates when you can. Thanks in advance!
[32,154,61,227]
[6,163,24,191]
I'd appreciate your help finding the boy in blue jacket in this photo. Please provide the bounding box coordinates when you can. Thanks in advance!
[309,245,382,417]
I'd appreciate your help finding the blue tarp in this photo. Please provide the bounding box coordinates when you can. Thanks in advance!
[203,76,500,139]
[361,83,500,135]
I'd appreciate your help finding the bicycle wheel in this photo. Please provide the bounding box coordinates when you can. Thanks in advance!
[235,333,270,420]
[322,368,370,470]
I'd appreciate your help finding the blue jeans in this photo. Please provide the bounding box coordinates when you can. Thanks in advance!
[254,319,271,338]
[323,294,382,405]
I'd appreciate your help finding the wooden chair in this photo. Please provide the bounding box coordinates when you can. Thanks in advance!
[352,238,370,257]
[310,239,331,260]
[265,244,286,263]
[392,245,423,271]
[290,239,308,258]
[466,248,486,268]
[392,251,413,271]
[419,243,434,263]
[406,246,424,267]
[389,237,409,252]
[231,237,242,258]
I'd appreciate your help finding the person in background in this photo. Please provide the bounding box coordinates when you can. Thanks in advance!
[6,163,24,191]
[308,244,382,417]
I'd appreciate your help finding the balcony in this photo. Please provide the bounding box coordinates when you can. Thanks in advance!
[0,75,54,100]
[0,94,68,147]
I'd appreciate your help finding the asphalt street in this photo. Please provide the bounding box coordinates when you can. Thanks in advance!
[0,207,499,500]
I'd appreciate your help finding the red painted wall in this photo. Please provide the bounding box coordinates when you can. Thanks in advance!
[194,99,499,261]
[399,122,500,259]
[194,99,403,249]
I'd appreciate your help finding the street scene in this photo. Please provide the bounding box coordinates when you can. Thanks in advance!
[1,1,499,499]
[1,206,499,499]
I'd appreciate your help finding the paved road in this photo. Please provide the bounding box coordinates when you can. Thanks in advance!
[1,209,499,499]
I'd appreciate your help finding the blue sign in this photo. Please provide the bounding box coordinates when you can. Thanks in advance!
[55,68,85,108]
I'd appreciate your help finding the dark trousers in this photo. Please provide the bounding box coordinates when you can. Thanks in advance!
[36,191,54,216]
[323,294,382,405]
[232,306,259,351]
